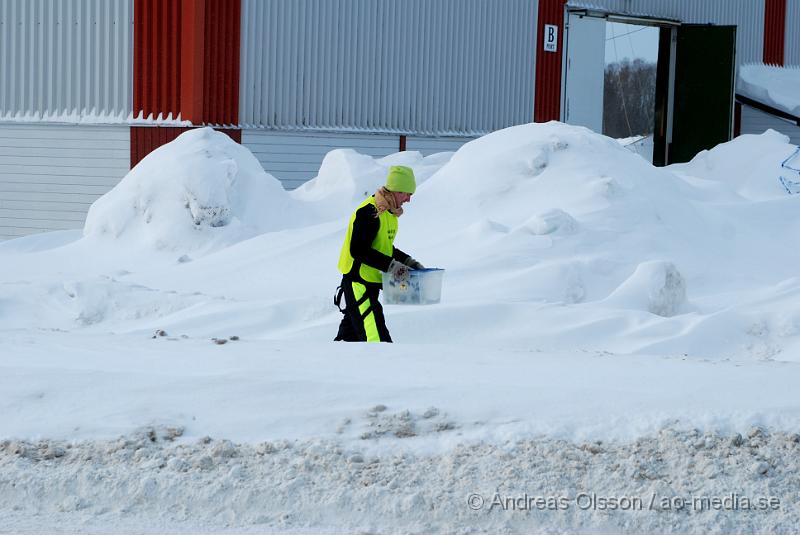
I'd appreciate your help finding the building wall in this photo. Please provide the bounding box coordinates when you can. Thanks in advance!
[0,124,129,239]
[241,130,400,190]
[0,0,132,121]
[568,0,766,65]
[740,104,800,146]
[786,0,800,67]
[242,131,470,190]
[406,136,472,156]
[239,0,537,136]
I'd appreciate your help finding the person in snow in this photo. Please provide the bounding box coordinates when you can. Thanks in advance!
[334,165,424,342]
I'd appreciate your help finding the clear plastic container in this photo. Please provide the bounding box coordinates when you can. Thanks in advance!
[382,268,444,305]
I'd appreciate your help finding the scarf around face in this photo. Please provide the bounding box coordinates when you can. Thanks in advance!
[373,187,403,217]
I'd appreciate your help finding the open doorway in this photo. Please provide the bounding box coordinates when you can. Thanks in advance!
[562,12,659,162]
[562,9,736,166]
[603,22,659,162]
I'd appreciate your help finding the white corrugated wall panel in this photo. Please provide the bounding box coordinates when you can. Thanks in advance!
[405,136,474,157]
[242,130,400,190]
[240,0,537,135]
[740,105,800,146]
[568,0,765,64]
[787,0,800,67]
[0,0,132,121]
[0,124,129,239]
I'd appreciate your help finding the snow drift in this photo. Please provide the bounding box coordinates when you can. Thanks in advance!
[83,127,300,252]
[3,122,800,534]
[3,122,800,359]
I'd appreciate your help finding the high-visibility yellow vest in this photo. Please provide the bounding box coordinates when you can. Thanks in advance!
[338,196,397,283]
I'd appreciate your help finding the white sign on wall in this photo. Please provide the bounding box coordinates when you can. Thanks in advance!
[544,24,558,52]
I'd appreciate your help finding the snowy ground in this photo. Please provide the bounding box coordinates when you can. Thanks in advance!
[2,124,799,533]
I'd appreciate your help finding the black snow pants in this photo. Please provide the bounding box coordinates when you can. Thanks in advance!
[334,276,392,343]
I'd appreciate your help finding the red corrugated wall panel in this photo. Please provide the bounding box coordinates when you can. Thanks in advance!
[131,0,242,168]
[130,127,242,168]
[199,0,241,125]
[763,0,786,65]
[534,0,566,123]
[133,0,181,120]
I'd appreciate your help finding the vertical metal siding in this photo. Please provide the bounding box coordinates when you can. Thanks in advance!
[133,0,240,125]
[130,126,241,168]
[241,129,400,190]
[406,136,474,156]
[239,0,537,135]
[0,0,131,120]
[133,0,180,120]
[786,0,800,66]
[763,0,786,65]
[534,0,565,122]
[0,124,130,239]
[568,0,766,64]
[740,104,800,145]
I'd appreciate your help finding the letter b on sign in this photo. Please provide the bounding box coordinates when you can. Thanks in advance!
[544,24,558,52]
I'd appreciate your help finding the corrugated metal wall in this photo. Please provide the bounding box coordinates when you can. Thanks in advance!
[534,0,565,122]
[239,0,537,136]
[133,0,180,120]
[200,0,241,126]
[740,104,800,146]
[0,0,132,120]
[0,124,129,239]
[241,130,400,190]
[130,127,241,168]
[568,0,766,64]
[406,136,472,156]
[763,0,786,65]
[786,0,800,67]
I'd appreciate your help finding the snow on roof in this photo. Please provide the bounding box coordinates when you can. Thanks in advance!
[738,63,800,118]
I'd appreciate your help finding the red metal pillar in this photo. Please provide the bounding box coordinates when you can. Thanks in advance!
[763,0,786,66]
[534,0,566,123]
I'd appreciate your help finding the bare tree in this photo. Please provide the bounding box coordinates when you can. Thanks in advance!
[603,59,657,138]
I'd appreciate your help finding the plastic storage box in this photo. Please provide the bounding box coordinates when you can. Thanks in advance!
[382,268,444,305]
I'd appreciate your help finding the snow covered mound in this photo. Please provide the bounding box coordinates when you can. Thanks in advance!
[2,122,799,358]
[84,127,298,252]
[406,122,707,305]
[671,129,799,200]
[290,148,452,221]
[603,260,688,317]
[414,122,702,233]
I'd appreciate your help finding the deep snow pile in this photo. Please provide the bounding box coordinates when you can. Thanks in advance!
[738,63,800,117]
[2,122,800,534]
[83,128,302,252]
[2,426,798,535]
[2,123,800,357]
[290,147,452,221]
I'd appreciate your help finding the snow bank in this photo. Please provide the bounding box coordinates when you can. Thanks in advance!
[738,63,800,117]
[403,122,709,308]
[671,129,798,200]
[3,121,800,533]
[290,148,452,221]
[2,427,797,535]
[83,128,300,252]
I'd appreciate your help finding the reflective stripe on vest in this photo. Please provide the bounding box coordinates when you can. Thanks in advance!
[337,196,398,283]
